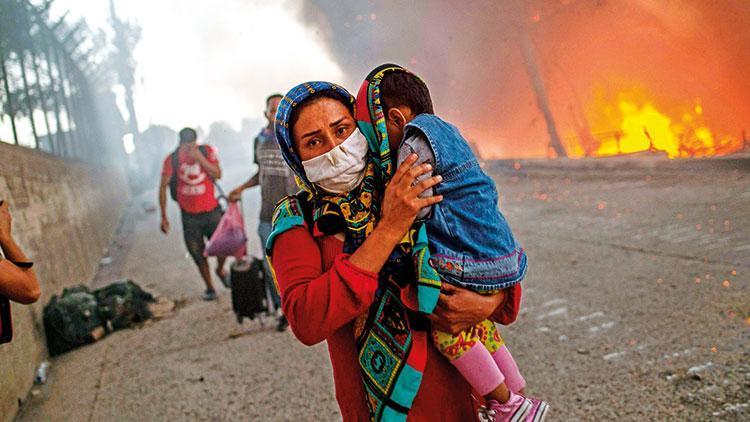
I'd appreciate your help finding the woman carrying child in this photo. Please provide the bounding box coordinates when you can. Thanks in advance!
[266,81,522,421]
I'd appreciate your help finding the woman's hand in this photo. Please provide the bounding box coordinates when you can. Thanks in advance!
[349,154,443,273]
[379,154,443,239]
[428,284,507,334]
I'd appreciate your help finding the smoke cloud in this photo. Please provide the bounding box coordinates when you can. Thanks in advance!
[298,0,750,158]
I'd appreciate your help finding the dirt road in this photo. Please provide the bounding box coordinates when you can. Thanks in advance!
[16,157,749,421]
[486,158,749,420]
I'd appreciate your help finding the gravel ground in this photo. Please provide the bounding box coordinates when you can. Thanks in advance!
[15,157,749,421]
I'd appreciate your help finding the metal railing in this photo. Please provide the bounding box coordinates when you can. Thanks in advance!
[0,0,119,162]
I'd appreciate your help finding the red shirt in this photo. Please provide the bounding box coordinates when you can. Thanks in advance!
[272,227,522,421]
[161,145,220,214]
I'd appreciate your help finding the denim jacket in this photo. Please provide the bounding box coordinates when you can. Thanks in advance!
[404,114,527,291]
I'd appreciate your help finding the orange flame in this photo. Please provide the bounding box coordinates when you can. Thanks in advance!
[582,90,743,159]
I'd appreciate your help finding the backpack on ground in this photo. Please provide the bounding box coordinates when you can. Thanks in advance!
[94,280,155,331]
[43,285,105,356]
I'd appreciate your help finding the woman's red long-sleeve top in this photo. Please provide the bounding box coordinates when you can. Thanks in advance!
[271,226,522,421]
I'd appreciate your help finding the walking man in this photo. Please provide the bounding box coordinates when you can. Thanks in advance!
[229,94,296,331]
[159,128,227,301]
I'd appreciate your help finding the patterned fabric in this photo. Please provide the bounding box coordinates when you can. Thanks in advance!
[274,81,354,187]
[271,81,380,253]
[354,63,442,314]
[267,81,430,421]
[433,319,505,361]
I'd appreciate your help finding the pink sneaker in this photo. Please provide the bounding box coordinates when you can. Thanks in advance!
[478,392,532,422]
[525,397,549,422]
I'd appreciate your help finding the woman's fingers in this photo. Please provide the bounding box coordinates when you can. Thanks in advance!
[410,174,443,195]
[439,282,459,294]
[401,163,432,186]
[414,195,443,209]
[396,165,432,196]
[391,153,418,184]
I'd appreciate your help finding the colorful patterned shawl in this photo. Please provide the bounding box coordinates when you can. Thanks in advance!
[354,64,442,314]
[267,81,431,421]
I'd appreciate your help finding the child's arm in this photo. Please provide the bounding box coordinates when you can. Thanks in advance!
[397,132,436,219]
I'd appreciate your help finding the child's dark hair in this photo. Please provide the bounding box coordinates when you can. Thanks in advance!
[289,90,354,134]
[379,70,434,115]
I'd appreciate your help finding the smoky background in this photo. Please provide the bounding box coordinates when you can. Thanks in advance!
[299,0,750,159]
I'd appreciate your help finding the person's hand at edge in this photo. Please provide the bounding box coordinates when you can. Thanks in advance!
[0,200,12,242]
[160,216,170,234]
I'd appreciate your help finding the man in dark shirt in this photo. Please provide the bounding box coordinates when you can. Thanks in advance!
[229,94,297,330]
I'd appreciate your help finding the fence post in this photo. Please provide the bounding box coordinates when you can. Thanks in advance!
[0,43,20,145]
[19,50,41,148]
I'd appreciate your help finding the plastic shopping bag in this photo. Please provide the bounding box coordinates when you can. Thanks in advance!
[204,203,247,258]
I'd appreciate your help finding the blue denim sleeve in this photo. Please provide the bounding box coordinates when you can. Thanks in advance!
[397,132,435,219]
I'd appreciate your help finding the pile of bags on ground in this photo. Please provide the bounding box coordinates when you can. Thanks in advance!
[43,280,158,356]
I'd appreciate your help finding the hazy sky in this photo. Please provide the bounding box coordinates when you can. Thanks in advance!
[52,0,343,131]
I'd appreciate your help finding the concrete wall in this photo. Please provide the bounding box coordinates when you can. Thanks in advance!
[0,142,129,421]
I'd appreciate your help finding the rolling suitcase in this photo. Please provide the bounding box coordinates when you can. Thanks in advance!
[230,257,271,324]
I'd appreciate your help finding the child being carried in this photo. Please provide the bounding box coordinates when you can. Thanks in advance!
[371,65,549,422]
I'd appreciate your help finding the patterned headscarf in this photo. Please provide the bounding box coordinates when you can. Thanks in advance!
[355,64,442,315]
[274,82,354,188]
[273,81,379,251]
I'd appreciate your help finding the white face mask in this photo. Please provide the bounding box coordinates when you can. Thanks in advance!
[301,128,369,194]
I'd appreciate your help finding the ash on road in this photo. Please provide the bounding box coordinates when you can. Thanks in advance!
[16,158,750,421]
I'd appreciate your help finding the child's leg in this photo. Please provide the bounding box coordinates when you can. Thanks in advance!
[491,344,526,394]
[432,324,509,402]
[471,318,527,393]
